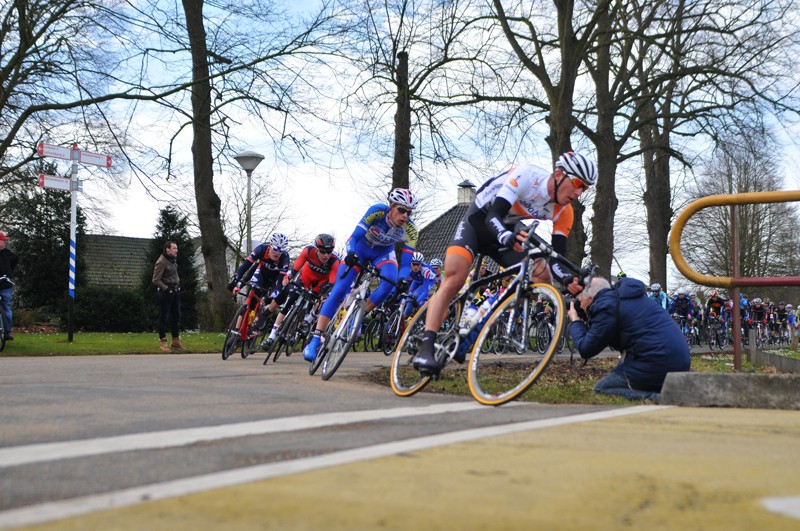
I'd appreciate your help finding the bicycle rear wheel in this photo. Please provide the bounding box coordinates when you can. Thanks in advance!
[389,302,433,397]
[222,306,247,360]
[468,283,564,406]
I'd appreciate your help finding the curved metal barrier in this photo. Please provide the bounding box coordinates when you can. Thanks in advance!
[669,190,800,369]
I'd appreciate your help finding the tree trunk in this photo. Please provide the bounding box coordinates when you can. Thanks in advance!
[586,2,618,279]
[640,107,672,291]
[392,51,411,190]
[182,0,231,330]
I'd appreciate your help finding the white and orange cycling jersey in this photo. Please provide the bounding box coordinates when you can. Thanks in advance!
[474,164,574,237]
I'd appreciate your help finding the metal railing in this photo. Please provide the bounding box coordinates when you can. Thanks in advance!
[669,190,800,370]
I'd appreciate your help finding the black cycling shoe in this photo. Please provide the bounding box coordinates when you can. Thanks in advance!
[260,337,274,351]
[412,331,442,376]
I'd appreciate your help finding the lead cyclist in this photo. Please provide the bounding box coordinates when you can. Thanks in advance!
[412,152,598,376]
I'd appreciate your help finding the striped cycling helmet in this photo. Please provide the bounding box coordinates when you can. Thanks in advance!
[555,152,597,186]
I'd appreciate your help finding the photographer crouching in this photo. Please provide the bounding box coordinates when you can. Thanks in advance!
[567,276,690,402]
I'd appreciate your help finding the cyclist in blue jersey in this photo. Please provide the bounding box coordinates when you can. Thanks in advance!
[303,188,420,362]
[404,252,436,318]
[648,283,668,310]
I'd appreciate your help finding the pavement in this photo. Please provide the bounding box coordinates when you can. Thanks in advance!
[11,405,800,531]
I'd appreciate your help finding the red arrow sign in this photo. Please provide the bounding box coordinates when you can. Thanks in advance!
[36,142,72,161]
[38,173,72,192]
[78,150,112,168]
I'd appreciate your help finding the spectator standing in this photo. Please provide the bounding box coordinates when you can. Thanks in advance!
[568,276,690,402]
[152,241,186,352]
[0,232,19,341]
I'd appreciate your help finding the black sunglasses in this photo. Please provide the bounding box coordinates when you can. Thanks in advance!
[317,248,333,255]
[396,206,412,215]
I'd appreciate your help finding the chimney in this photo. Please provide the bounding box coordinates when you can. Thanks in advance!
[457,180,476,204]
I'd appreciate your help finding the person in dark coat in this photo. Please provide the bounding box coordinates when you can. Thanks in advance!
[568,276,690,401]
[0,232,19,341]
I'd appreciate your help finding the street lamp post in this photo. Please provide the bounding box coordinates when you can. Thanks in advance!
[233,150,265,252]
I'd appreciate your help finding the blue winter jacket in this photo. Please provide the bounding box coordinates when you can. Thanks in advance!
[570,277,691,391]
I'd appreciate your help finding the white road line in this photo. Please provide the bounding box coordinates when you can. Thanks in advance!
[0,405,665,529]
[762,497,800,519]
[0,402,487,468]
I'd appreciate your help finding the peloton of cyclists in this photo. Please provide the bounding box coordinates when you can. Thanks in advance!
[261,234,341,351]
[412,151,597,376]
[302,188,420,363]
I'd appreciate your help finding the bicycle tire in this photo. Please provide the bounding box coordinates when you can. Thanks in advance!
[243,310,269,359]
[0,328,5,352]
[468,283,564,406]
[222,305,247,360]
[535,320,551,354]
[321,301,364,380]
[270,305,300,363]
[364,318,382,352]
[382,310,403,356]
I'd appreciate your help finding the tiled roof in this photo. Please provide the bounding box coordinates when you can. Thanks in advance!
[83,234,152,288]
[416,203,469,263]
[416,202,499,272]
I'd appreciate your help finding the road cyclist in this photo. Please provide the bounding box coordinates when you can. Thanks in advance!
[302,188,420,368]
[410,151,597,377]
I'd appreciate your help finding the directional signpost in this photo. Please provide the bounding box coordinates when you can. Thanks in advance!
[35,142,112,341]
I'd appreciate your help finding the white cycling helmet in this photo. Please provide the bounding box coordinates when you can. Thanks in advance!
[387,188,419,209]
[411,252,424,264]
[430,258,443,267]
[269,233,288,252]
[555,152,597,186]
[753,297,762,304]
[650,283,661,291]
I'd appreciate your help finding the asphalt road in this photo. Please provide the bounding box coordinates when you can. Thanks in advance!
[1,352,798,530]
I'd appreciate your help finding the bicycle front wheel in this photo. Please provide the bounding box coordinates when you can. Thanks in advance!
[382,310,403,356]
[222,306,247,360]
[321,302,364,381]
[468,283,564,406]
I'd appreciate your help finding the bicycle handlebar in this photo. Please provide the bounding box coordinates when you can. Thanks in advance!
[523,221,598,288]
[339,261,398,287]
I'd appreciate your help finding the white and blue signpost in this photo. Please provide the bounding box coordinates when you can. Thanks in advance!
[36,142,112,341]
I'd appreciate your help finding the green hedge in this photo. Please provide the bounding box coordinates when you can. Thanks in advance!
[74,286,153,332]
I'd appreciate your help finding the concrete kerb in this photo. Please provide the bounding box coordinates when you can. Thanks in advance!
[661,372,800,410]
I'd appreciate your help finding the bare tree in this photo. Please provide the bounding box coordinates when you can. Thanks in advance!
[682,126,800,296]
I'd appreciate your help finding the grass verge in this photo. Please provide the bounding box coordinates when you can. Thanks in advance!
[0,331,224,356]
[364,352,772,405]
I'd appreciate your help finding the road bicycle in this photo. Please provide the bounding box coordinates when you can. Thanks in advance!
[312,260,396,380]
[263,284,319,364]
[0,275,13,352]
[390,224,595,406]
[221,285,273,360]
